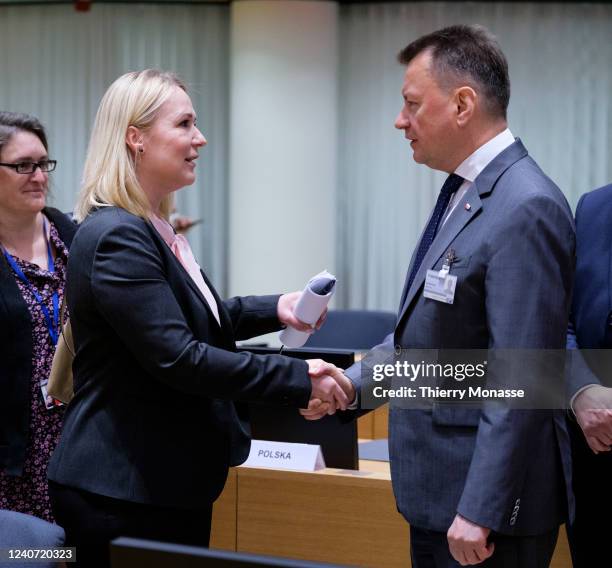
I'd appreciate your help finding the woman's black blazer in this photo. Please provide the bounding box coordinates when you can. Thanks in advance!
[0,207,77,475]
[47,207,311,508]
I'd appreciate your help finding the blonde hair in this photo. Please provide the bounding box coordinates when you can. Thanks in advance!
[74,69,186,222]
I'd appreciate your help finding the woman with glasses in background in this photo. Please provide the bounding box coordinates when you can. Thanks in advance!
[0,112,77,522]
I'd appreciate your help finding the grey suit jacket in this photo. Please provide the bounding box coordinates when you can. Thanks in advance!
[347,140,575,535]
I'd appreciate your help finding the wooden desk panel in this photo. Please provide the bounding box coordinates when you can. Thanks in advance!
[211,461,571,568]
[357,412,374,439]
[236,466,410,567]
[551,529,571,568]
[210,467,237,551]
[373,405,389,439]
[358,405,389,440]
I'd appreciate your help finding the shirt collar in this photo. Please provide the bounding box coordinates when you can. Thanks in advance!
[149,214,176,248]
[454,128,515,183]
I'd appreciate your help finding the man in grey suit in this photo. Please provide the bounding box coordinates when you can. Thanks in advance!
[303,25,574,567]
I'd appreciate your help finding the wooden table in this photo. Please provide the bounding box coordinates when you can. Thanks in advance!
[210,459,571,567]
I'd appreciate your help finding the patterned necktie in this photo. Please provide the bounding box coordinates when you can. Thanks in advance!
[404,173,464,295]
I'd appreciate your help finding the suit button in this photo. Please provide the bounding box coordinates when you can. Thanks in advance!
[395,344,402,355]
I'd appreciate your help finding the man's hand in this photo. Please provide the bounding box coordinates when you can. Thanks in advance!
[447,514,494,566]
[304,359,355,416]
[574,385,612,453]
[301,360,355,419]
[277,291,327,332]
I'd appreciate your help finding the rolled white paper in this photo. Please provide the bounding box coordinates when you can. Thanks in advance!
[279,270,337,348]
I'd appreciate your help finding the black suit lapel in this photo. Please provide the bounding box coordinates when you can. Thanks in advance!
[199,267,234,333]
[145,223,227,332]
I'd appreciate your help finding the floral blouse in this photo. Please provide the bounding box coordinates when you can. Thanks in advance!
[0,222,68,522]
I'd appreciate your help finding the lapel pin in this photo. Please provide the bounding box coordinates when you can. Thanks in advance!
[464,203,472,211]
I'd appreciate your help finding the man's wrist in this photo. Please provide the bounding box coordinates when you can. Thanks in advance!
[347,380,359,409]
[570,383,600,415]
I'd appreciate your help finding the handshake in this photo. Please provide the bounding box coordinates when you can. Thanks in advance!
[303,359,356,420]
[277,292,355,420]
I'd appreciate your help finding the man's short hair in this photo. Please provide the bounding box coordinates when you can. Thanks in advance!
[398,25,510,119]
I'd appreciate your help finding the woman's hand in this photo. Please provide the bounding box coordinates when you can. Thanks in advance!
[302,359,356,417]
[277,291,328,332]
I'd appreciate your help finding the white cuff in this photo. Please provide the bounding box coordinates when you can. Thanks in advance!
[347,380,359,410]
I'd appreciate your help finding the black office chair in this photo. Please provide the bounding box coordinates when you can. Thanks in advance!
[111,537,347,567]
[0,510,65,568]
[305,309,395,351]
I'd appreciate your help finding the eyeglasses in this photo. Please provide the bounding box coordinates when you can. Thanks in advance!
[0,160,57,174]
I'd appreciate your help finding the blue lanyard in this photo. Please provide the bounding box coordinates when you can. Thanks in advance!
[2,219,59,346]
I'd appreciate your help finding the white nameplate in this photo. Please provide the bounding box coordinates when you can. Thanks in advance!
[241,440,326,472]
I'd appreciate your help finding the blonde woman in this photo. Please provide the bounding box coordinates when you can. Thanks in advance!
[47,70,353,567]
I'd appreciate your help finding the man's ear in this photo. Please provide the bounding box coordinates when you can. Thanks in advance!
[455,86,477,127]
[126,125,144,155]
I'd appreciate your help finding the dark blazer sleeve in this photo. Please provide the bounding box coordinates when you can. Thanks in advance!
[340,332,395,418]
[566,194,603,396]
[223,294,284,341]
[456,194,575,531]
[566,320,601,400]
[90,221,311,406]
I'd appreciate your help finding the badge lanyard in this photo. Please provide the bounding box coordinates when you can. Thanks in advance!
[2,219,59,346]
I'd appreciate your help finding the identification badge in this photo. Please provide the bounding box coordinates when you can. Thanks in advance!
[40,379,64,410]
[423,249,457,304]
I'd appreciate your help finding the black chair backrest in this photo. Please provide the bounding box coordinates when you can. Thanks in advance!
[111,537,347,567]
[0,509,65,568]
